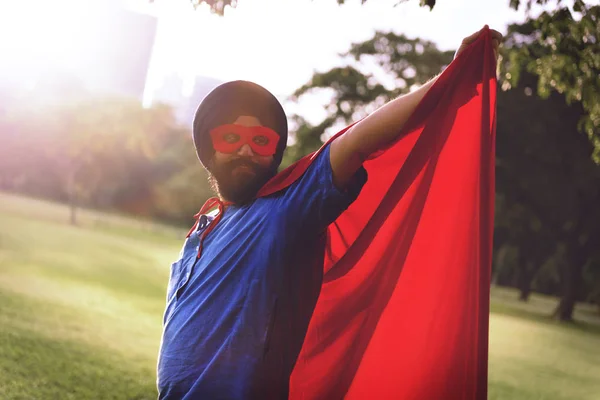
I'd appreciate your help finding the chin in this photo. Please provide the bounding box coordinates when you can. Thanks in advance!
[213,178,262,205]
[209,164,277,205]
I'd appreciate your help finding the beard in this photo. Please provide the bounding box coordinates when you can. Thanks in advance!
[208,157,277,205]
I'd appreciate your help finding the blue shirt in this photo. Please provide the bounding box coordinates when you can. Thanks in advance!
[157,145,367,399]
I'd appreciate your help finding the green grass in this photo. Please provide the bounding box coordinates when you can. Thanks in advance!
[488,288,600,400]
[0,193,182,399]
[1,192,599,399]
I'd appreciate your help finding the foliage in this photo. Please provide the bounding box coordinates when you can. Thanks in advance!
[495,6,600,317]
[189,0,237,14]
[500,2,600,161]
[495,66,600,319]
[281,32,453,167]
[0,86,213,227]
[183,0,568,15]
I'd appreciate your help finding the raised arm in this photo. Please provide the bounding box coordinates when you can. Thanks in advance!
[330,25,502,189]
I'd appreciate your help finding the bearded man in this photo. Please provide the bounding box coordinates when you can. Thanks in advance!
[157,26,502,400]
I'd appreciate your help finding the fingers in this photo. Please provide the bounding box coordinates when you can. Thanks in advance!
[490,29,504,41]
[463,26,504,45]
[457,25,503,62]
[462,26,486,44]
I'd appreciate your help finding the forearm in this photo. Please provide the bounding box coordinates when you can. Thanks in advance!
[330,26,502,190]
[347,74,439,158]
[329,74,439,189]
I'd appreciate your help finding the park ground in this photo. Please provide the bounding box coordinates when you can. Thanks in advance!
[0,192,598,400]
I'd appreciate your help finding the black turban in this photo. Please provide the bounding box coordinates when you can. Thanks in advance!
[192,80,288,171]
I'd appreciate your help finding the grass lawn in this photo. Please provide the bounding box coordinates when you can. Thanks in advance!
[1,192,599,399]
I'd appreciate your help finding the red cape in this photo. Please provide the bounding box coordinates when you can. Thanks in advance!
[259,28,496,399]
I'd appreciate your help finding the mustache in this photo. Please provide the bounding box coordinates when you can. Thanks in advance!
[223,158,263,173]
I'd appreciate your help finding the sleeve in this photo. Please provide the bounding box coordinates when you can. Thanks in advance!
[278,143,368,231]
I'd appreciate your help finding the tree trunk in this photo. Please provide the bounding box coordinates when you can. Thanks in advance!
[70,198,77,226]
[67,169,77,226]
[517,266,532,302]
[552,285,578,322]
[553,239,586,322]
[518,282,532,302]
[516,256,534,302]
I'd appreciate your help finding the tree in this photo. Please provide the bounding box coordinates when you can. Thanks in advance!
[0,85,213,227]
[281,32,453,167]
[496,11,600,320]
[501,1,600,161]
[493,193,560,302]
[495,63,600,320]
[31,98,139,224]
[0,71,89,223]
[49,98,211,225]
[582,251,600,314]
[148,119,215,225]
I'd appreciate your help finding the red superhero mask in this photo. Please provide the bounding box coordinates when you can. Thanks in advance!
[209,124,280,156]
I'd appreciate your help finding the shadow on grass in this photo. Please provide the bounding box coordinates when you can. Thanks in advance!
[0,326,157,400]
[488,380,575,400]
[579,307,600,319]
[0,290,158,400]
[490,302,600,336]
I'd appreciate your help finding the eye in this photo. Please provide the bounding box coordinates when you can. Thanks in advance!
[223,133,240,143]
[252,135,269,146]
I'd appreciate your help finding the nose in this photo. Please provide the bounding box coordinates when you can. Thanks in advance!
[237,143,255,157]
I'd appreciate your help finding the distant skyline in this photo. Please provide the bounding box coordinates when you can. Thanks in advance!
[141,0,538,90]
[0,0,559,124]
[0,0,157,101]
[137,0,550,122]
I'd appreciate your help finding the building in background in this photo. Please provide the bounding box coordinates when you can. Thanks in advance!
[0,0,158,103]
[150,74,222,126]
[71,1,159,101]
[180,75,223,126]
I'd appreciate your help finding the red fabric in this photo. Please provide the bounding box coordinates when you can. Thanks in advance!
[186,197,231,259]
[257,28,496,399]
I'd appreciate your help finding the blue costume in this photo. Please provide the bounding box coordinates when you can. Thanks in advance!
[157,144,367,399]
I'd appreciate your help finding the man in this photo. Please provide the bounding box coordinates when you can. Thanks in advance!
[157,26,502,399]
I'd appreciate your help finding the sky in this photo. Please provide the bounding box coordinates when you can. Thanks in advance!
[142,0,531,100]
[134,0,545,124]
[0,0,563,124]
